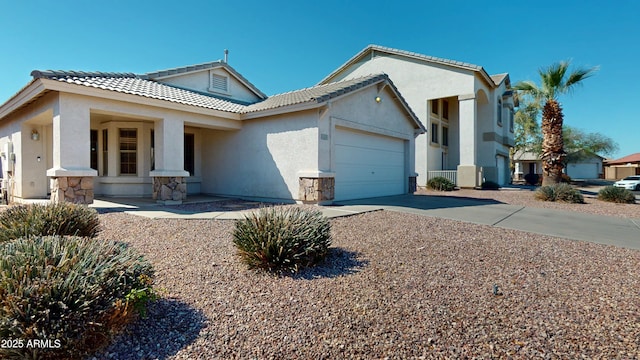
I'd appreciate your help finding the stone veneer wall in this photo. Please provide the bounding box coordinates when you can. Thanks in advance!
[299,177,335,203]
[50,176,94,204]
[153,176,187,203]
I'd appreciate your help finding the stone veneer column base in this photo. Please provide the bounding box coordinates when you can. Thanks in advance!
[299,177,335,203]
[50,176,94,204]
[153,177,187,204]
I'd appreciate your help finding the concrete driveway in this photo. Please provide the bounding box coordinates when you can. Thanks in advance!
[334,194,640,250]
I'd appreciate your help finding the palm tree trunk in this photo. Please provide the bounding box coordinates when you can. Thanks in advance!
[541,99,566,185]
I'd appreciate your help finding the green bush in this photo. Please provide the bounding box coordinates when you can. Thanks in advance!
[0,236,155,359]
[481,181,500,190]
[427,177,456,191]
[534,183,584,203]
[597,186,636,204]
[233,207,332,274]
[0,202,100,243]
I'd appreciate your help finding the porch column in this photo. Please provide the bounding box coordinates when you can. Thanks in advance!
[457,94,480,188]
[46,94,97,204]
[149,117,189,204]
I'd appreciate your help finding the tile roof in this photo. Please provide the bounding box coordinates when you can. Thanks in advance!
[319,44,500,86]
[31,70,249,113]
[606,152,640,164]
[244,74,390,113]
[367,44,483,71]
[491,73,509,85]
[27,71,420,126]
[144,61,267,99]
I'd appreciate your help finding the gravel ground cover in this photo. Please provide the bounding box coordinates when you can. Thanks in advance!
[416,187,640,219]
[90,190,640,359]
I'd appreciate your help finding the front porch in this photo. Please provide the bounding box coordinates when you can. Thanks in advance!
[6,92,241,205]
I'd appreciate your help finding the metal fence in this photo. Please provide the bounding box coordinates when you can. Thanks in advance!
[427,170,458,185]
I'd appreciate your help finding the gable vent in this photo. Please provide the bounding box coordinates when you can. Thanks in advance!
[211,74,228,92]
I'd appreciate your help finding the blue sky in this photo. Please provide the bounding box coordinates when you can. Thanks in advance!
[1,0,637,159]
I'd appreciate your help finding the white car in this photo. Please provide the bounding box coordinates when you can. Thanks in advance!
[614,176,640,191]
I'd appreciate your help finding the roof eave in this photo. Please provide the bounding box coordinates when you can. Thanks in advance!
[320,45,500,88]
[241,101,324,119]
[41,79,243,120]
[0,80,46,120]
[147,62,267,100]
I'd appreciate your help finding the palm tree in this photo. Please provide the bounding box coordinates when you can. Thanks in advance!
[514,61,598,185]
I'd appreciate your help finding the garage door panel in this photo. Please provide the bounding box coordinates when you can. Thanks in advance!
[334,128,406,201]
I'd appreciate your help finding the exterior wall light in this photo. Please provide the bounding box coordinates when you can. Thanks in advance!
[31,130,40,141]
[375,96,382,103]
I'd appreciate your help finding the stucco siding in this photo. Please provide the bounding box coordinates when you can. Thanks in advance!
[327,85,417,177]
[0,92,58,199]
[330,54,475,125]
[201,110,319,201]
[157,68,262,104]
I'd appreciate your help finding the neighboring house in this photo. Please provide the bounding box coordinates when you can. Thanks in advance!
[604,152,640,180]
[319,45,516,187]
[513,149,604,181]
[512,150,541,181]
[0,61,424,204]
[565,150,604,179]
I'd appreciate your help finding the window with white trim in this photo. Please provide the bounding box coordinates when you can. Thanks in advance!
[119,129,137,175]
[509,110,514,133]
[442,126,449,147]
[431,99,439,115]
[431,122,439,144]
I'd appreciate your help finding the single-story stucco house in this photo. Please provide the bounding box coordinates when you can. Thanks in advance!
[318,45,516,188]
[513,149,605,181]
[604,152,640,180]
[0,60,425,205]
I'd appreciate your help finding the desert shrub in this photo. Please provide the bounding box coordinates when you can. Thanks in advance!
[597,186,636,204]
[524,173,540,186]
[0,202,100,243]
[427,177,456,191]
[481,181,500,190]
[0,236,155,360]
[233,207,331,274]
[535,183,584,203]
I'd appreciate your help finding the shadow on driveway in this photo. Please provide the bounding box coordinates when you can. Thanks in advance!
[333,193,504,211]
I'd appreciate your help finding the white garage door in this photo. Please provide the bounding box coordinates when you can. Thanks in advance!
[567,163,599,179]
[334,127,405,201]
[497,155,507,185]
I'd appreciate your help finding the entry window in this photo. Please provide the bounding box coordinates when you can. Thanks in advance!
[119,129,137,175]
[150,130,155,171]
[90,130,98,171]
[102,129,108,176]
[431,122,439,144]
[442,126,449,147]
[184,133,195,176]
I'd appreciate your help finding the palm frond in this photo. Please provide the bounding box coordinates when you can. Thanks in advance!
[565,65,599,89]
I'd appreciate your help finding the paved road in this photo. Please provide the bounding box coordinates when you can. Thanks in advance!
[334,194,640,250]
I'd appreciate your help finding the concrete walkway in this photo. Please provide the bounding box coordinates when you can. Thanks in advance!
[334,194,640,250]
[90,196,381,220]
[91,194,640,250]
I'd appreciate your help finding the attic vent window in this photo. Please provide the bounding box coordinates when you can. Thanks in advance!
[210,74,228,93]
